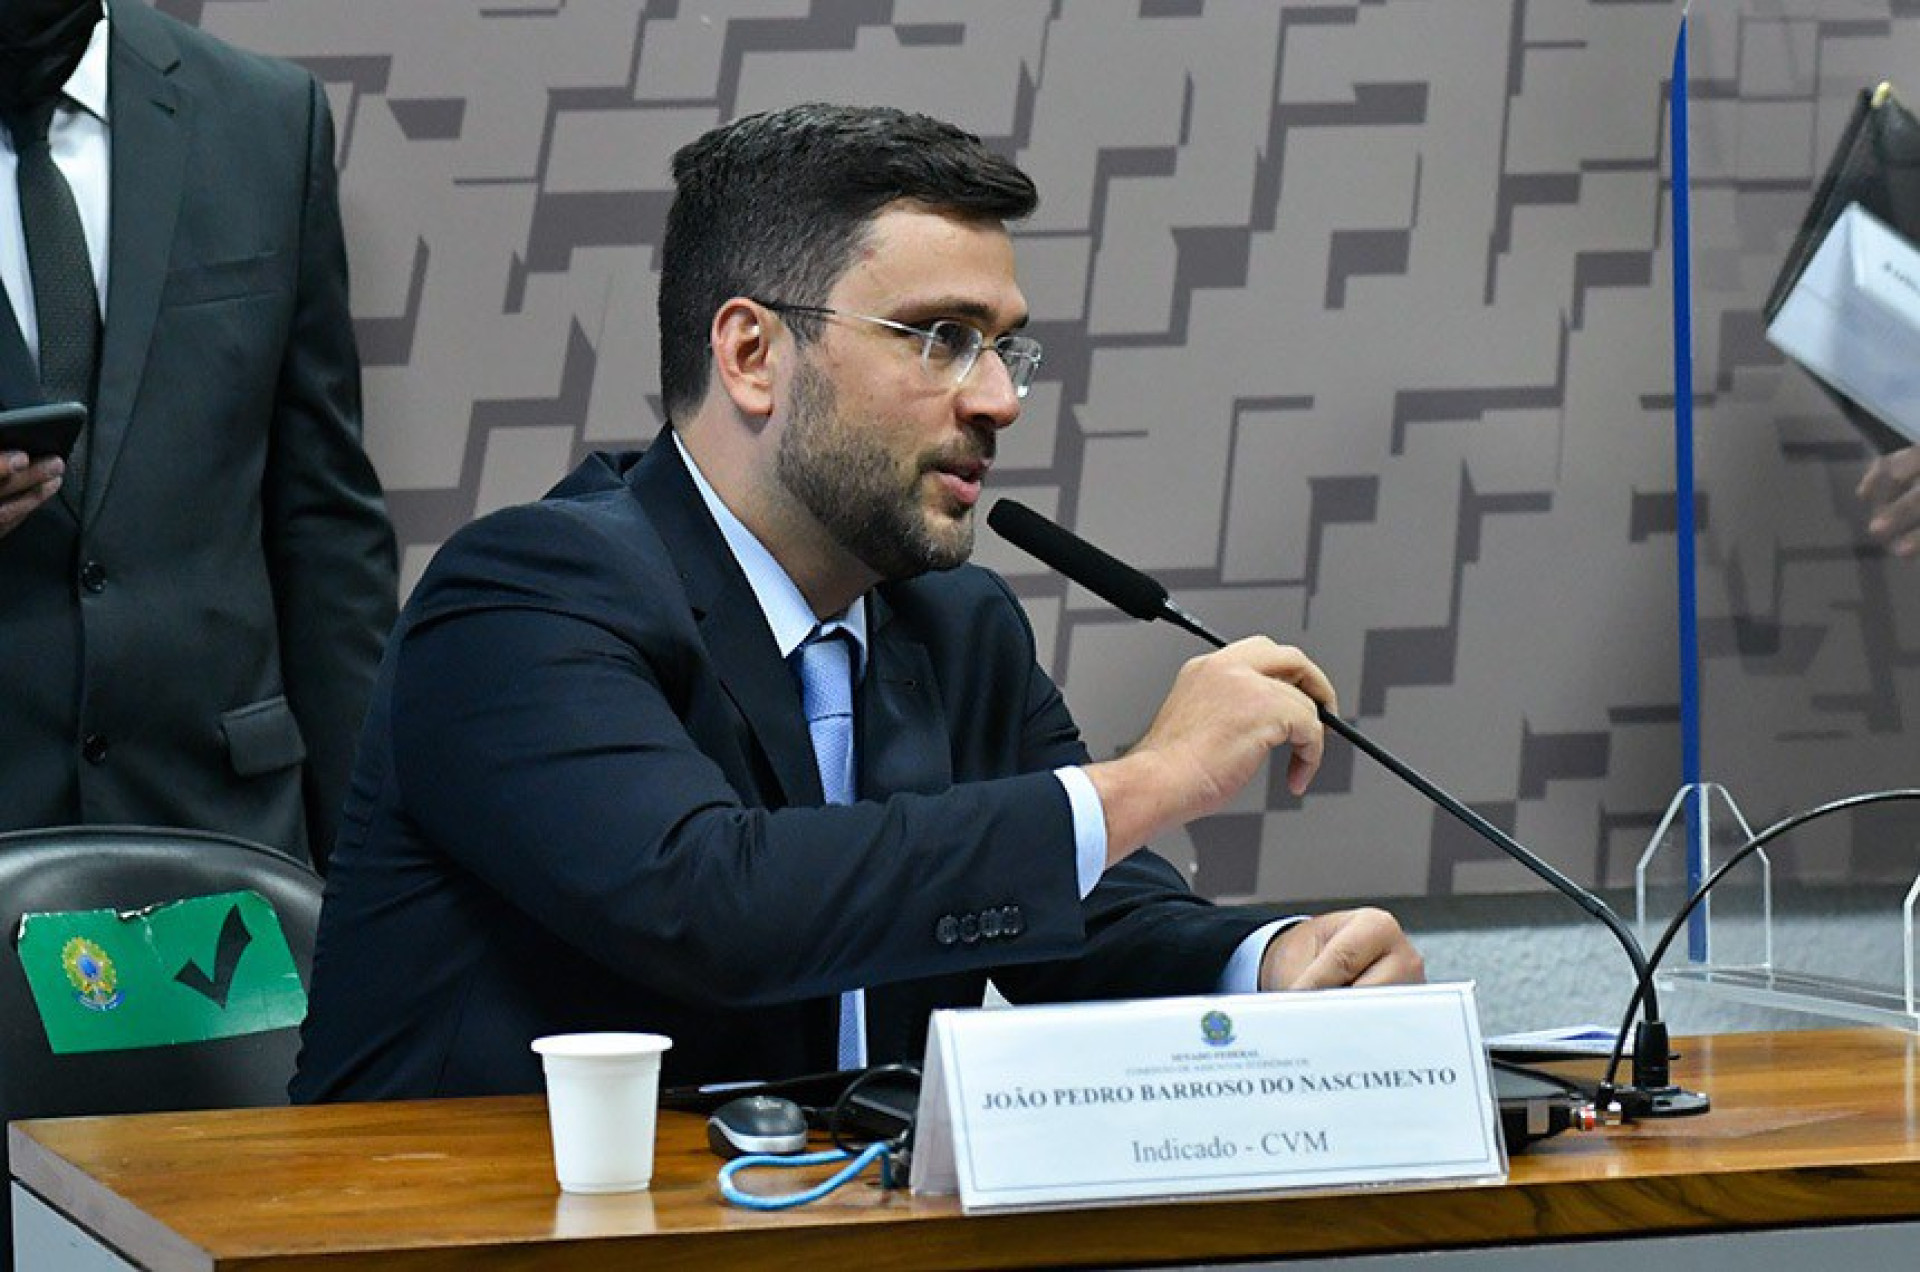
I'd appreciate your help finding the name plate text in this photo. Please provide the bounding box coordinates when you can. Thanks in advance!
[909,982,1504,1211]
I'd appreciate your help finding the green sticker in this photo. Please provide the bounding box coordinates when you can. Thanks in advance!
[15,890,307,1054]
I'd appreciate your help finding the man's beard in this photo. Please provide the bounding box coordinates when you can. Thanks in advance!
[775,360,983,582]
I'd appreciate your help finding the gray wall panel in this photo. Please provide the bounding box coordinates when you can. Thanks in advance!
[166,0,1914,905]
[1682,2,1920,888]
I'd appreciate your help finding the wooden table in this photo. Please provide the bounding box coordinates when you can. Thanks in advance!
[12,1028,1920,1270]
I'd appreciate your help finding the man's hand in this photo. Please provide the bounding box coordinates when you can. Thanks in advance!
[1085,637,1334,866]
[0,451,64,539]
[1859,445,1920,559]
[1259,908,1425,991]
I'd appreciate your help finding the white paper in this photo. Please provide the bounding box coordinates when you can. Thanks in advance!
[1486,1023,1620,1058]
[910,982,1504,1212]
[1767,202,1920,444]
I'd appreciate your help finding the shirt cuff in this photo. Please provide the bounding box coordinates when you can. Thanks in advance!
[1053,766,1107,899]
[1218,917,1308,993]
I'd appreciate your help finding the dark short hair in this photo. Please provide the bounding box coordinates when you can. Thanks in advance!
[658,103,1038,419]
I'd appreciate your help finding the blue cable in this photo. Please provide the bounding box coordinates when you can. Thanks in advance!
[718,1143,896,1210]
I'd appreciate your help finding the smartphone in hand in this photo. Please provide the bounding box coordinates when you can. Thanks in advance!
[0,402,85,461]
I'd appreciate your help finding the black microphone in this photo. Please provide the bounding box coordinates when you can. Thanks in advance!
[988,498,1708,1121]
[985,498,1227,647]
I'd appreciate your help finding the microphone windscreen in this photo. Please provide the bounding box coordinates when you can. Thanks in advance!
[987,499,1169,620]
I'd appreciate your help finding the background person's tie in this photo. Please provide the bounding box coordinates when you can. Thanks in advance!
[5,97,98,490]
[794,626,863,1069]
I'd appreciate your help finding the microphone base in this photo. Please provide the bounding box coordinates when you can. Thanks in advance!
[1611,1084,1711,1119]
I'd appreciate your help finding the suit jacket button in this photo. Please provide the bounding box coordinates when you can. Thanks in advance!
[79,560,106,593]
[959,912,980,944]
[935,914,960,946]
[1002,905,1024,937]
[82,734,109,765]
[981,908,1004,939]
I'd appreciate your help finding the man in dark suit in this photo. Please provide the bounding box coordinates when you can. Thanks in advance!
[0,0,396,871]
[292,104,1420,1101]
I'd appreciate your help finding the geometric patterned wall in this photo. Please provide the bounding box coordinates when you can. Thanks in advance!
[169,0,1912,902]
[1683,0,1920,888]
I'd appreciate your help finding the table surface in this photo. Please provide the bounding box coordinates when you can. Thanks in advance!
[12,1027,1920,1271]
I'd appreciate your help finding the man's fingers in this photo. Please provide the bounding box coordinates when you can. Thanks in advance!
[1289,923,1397,990]
[1252,684,1324,797]
[1287,936,1366,991]
[0,475,61,532]
[1284,714,1324,796]
[1179,639,1334,795]
[1269,908,1424,991]
[1860,449,1920,534]
[1868,481,1920,542]
[0,455,64,498]
[1228,636,1339,718]
[1112,636,1343,847]
[1347,943,1427,987]
[1859,457,1891,502]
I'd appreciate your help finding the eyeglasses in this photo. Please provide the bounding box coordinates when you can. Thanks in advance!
[754,300,1044,399]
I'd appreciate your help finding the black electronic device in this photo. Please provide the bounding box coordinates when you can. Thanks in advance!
[1493,1061,1588,1149]
[827,1066,918,1147]
[670,1067,922,1152]
[0,401,85,462]
[668,1068,921,1137]
[705,1095,809,1160]
[666,1068,874,1117]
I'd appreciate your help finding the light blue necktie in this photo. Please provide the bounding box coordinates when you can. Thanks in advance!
[795,627,863,1068]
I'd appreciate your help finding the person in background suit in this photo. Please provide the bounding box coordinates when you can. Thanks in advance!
[292,103,1421,1102]
[1859,445,1919,559]
[0,0,396,871]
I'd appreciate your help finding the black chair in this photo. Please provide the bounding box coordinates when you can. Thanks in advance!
[0,825,323,1259]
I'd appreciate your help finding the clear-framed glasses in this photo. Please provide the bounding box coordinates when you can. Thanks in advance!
[754,300,1044,399]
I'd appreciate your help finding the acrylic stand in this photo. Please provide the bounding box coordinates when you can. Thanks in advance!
[1635,783,1920,1032]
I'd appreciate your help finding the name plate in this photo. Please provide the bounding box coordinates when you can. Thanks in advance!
[909,982,1504,1211]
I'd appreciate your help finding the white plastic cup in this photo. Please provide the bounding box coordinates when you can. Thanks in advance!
[531,1032,673,1193]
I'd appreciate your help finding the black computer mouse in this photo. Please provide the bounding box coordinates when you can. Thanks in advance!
[706,1095,809,1159]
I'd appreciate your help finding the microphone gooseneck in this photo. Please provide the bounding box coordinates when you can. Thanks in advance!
[988,498,1707,1120]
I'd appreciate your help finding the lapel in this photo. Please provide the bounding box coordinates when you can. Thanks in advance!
[859,588,953,799]
[859,591,964,1063]
[630,436,823,809]
[89,1,186,522]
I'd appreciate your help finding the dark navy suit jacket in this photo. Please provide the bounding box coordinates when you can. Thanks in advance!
[0,1,395,869]
[292,438,1274,1099]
